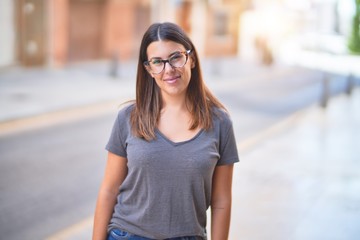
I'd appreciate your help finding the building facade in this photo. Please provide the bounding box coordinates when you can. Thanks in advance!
[1,0,248,68]
[1,0,353,68]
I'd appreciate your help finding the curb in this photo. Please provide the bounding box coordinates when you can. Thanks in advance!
[46,217,94,240]
[0,99,126,137]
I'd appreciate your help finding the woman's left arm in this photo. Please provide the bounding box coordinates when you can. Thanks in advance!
[211,164,234,240]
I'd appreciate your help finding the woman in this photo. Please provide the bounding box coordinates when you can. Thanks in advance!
[93,22,239,240]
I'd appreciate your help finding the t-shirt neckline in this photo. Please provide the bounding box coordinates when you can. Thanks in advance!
[155,128,204,146]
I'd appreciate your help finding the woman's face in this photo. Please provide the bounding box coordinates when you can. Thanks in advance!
[146,40,194,99]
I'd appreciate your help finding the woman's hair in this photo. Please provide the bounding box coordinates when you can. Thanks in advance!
[131,22,225,140]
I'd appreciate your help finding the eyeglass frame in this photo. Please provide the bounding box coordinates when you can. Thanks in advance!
[143,49,192,75]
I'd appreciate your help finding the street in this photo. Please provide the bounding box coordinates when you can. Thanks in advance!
[0,64,351,239]
[0,113,113,239]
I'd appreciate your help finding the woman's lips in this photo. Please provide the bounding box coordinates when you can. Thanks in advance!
[163,76,180,84]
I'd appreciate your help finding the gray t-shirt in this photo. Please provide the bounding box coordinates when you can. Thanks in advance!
[106,104,239,239]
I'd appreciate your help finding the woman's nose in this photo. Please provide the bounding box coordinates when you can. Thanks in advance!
[164,61,175,72]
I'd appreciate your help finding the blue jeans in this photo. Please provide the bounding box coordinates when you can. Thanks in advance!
[107,228,202,240]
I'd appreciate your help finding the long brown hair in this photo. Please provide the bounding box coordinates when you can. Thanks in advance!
[131,22,225,141]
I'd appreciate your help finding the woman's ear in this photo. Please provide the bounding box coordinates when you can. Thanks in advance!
[145,65,154,78]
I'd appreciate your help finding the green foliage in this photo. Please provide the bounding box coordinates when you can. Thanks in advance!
[348,0,360,54]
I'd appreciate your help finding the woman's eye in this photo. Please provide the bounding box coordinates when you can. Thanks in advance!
[151,59,162,65]
[171,54,182,60]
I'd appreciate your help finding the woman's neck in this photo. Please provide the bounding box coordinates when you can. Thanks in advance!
[161,93,188,112]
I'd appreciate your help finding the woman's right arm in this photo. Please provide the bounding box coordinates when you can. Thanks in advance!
[92,152,128,240]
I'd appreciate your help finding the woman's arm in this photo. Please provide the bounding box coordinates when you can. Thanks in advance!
[211,164,234,240]
[93,152,128,240]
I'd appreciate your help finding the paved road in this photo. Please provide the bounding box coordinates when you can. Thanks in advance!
[0,113,113,239]
[0,64,351,239]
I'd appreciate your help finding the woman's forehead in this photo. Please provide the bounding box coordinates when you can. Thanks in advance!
[147,40,185,59]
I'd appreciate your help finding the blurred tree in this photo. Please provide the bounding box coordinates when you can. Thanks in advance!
[348,0,360,54]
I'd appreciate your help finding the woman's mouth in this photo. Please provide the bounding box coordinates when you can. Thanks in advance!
[163,76,180,84]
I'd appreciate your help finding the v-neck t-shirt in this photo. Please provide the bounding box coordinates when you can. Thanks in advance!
[105,104,239,239]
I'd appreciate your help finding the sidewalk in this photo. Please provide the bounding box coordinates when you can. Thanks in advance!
[0,59,249,122]
[0,61,137,124]
[0,59,297,135]
[231,88,360,240]
[46,90,360,239]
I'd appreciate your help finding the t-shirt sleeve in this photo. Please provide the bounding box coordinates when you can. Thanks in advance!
[217,113,240,166]
[105,107,130,158]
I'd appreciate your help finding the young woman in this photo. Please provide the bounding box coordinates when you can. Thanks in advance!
[93,22,239,240]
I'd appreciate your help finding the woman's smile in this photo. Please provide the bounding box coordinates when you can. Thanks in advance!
[163,75,180,84]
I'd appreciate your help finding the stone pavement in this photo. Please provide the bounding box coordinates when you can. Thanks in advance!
[0,61,137,124]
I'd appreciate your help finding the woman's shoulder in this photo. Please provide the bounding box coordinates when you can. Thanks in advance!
[212,106,231,122]
[211,106,234,130]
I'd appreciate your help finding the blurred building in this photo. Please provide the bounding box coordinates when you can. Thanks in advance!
[0,0,250,68]
[0,0,352,68]
[239,0,355,64]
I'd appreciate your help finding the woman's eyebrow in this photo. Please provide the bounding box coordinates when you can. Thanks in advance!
[149,56,162,60]
[168,50,182,57]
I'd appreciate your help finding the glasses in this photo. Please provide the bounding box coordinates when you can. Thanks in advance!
[144,50,192,74]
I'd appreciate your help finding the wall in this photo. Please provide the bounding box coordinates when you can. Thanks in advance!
[0,0,16,67]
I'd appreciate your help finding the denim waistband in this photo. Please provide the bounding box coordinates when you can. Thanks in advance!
[108,228,204,240]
